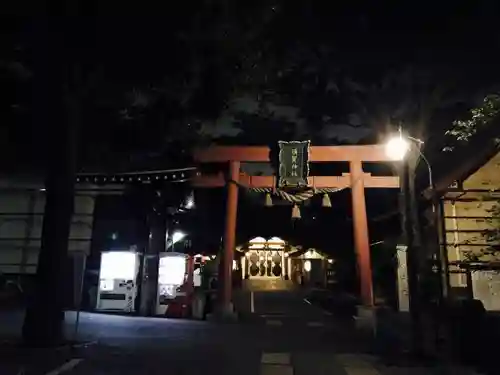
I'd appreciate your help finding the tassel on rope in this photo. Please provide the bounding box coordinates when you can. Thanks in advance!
[322,193,332,208]
[291,204,301,219]
[265,192,273,207]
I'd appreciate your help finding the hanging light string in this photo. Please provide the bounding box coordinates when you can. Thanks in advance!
[75,167,198,184]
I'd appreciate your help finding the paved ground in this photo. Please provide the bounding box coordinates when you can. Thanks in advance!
[0,286,484,375]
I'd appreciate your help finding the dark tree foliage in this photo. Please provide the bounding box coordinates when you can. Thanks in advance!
[1,0,285,345]
[4,1,500,168]
[2,0,500,344]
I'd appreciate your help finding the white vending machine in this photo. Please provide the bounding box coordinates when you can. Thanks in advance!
[96,249,140,312]
[156,252,188,315]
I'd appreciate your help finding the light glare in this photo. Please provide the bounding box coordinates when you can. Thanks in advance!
[304,260,312,272]
[172,231,186,244]
[185,197,195,209]
[385,136,410,160]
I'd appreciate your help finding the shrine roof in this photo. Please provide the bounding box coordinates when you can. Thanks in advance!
[428,121,500,197]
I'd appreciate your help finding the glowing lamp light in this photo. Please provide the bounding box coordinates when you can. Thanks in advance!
[304,260,312,272]
[172,231,186,244]
[385,135,410,161]
[185,194,195,209]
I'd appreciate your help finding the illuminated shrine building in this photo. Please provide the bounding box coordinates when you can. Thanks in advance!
[240,237,287,279]
[237,237,331,286]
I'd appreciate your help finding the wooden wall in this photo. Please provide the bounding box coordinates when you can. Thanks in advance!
[442,151,500,310]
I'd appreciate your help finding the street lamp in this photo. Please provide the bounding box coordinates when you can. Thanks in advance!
[185,198,195,210]
[172,231,186,245]
[184,193,195,210]
[167,230,186,252]
[385,129,432,190]
[385,130,446,268]
[386,129,449,286]
[386,128,450,353]
[385,132,410,161]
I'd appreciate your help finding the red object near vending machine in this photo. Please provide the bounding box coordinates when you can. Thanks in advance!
[164,255,195,318]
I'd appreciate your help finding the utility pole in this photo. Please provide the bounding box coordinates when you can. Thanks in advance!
[389,127,442,356]
[400,159,424,356]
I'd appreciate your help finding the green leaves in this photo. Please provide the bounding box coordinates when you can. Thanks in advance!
[444,94,500,150]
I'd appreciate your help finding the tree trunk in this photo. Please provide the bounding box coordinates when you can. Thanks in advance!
[22,95,78,346]
[139,202,167,316]
[22,15,79,346]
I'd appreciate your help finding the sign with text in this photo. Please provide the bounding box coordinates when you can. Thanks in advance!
[278,140,310,188]
[396,245,409,312]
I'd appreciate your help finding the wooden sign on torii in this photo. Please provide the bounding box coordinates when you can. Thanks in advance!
[193,145,400,316]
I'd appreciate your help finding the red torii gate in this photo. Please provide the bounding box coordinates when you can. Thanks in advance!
[193,145,400,316]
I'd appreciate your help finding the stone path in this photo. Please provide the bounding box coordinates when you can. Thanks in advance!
[0,290,486,375]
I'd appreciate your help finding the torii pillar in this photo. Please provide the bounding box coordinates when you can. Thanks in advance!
[193,145,400,324]
[219,161,240,316]
[350,160,374,308]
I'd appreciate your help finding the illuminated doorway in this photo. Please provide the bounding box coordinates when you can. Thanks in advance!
[241,237,289,280]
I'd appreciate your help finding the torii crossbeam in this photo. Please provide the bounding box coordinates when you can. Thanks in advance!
[193,144,400,319]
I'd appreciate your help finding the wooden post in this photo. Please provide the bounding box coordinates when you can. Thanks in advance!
[350,161,374,307]
[219,161,240,314]
[281,251,285,279]
[402,159,425,354]
[241,254,246,279]
[186,255,194,295]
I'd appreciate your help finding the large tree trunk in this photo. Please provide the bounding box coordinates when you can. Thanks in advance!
[22,14,79,346]
[139,207,167,316]
[22,100,78,346]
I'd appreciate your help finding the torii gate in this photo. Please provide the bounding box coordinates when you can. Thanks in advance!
[193,145,400,317]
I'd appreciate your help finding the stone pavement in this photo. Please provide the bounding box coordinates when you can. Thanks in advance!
[0,290,485,375]
[67,346,483,375]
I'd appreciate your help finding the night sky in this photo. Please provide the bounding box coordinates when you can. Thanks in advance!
[2,1,500,259]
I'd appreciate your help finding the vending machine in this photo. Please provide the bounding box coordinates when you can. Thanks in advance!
[193,254,211,287]
[96,249,140,312]
[156,252,192,315]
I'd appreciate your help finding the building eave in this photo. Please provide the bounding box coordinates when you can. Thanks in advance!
[425,121,500,199]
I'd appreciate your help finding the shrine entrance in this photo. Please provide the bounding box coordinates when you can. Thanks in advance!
[239,237,289,280]
[193,143,400,320]
[245,250,284,279]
